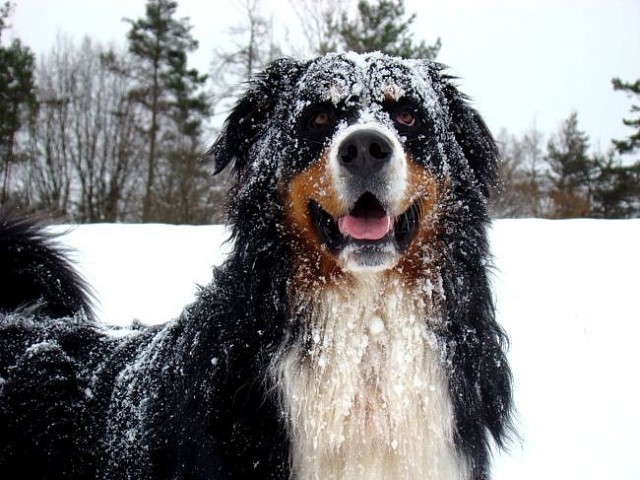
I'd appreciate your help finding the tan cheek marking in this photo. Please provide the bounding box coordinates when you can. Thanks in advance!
[281,153,345,280]
[287,152,344,225]
[393,159,443,283]
[395,157,436,214]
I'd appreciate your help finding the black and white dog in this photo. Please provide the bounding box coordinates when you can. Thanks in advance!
[0,53,513,479]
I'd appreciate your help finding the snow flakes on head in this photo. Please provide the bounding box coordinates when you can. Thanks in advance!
[292,53,441,111]
[221,52,493,239]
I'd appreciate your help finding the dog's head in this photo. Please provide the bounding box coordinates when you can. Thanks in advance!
[209,53,498,277]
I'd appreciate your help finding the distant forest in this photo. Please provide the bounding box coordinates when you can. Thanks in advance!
[1,0,639,223]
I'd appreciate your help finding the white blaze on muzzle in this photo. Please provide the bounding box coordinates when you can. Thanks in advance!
[327,122,408,216]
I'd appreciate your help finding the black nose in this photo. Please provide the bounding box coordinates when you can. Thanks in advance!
[338,130,393,176]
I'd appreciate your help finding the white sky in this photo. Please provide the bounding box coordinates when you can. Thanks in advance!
[7,0,640,153]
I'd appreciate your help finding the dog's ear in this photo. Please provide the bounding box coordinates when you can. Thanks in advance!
[208,58,304,175]
[437,70,500,198]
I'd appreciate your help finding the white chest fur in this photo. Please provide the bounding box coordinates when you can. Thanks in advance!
[272,274,468,480]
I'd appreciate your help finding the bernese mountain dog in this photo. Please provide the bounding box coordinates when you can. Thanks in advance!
[0,52,513,479]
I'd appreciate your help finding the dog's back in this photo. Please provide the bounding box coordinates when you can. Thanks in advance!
[0,208,288,479]
[0,209,99,477]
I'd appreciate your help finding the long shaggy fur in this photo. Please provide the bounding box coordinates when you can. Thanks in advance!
[0,53,513,480]
[0,210,93,318]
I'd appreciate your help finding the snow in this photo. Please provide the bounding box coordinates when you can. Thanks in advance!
[55,219,640,479]
[489,219,640,480]
[55,223,231,325]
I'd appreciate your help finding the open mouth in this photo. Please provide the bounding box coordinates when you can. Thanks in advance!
[309,192,421,255]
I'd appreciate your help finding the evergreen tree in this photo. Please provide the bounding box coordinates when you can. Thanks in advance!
[337,0,441,59]
[591,152,640,218]
[124,0,209,222]
[546,112,594,218]
[0,1,36,203]
[588,77,640,218]
[612,78,640,159]
[154,57,216,224]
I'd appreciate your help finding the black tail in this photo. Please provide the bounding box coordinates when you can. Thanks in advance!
[0,208,94,319]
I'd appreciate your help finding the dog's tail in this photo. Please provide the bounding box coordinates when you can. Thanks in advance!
[0,208,94,320]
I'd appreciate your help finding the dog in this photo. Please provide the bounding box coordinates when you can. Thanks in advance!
[0,52,513,480]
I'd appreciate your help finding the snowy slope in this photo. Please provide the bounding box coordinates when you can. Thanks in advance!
[57,219,640,480]
[490,220,640,480]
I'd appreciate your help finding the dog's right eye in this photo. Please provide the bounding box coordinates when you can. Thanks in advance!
[312,111,332,128]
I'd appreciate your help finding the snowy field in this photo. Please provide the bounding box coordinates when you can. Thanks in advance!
[57,219,640,480]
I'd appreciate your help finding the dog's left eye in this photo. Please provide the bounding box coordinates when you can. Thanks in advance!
[395,107,417,127]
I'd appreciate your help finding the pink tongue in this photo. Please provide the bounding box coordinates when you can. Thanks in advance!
[338,215,394,241]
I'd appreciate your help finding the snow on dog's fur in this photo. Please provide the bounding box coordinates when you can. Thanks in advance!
[0,52,513,479]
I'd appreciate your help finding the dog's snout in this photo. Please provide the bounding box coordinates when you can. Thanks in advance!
[338,130,393,176]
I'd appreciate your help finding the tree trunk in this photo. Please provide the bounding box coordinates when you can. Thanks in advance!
[142,56,160,223]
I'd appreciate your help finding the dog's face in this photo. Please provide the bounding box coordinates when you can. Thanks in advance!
[210,53,498,277]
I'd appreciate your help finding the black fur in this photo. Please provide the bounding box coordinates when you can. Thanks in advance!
[0,53,512,479]
[0,210,93,319]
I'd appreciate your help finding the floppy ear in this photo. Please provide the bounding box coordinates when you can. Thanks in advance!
[207,58,304,175]
[439,75,500,198]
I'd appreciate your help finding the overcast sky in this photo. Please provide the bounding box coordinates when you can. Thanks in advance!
[7,0,640,154]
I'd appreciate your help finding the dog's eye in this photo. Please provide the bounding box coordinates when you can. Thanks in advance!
[395,107,416,127]
[313,111,333,127]
[304,105,336,135]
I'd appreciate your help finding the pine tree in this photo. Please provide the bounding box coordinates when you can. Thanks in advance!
[337,0,441,59]
[612,78,640,158]
[589,77,640,218]
[124,0,209,222]
[591,152,640,218]
[545,112,594,218]
[0,1,36,203]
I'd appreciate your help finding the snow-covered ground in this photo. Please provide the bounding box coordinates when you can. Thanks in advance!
[58,219,640,479]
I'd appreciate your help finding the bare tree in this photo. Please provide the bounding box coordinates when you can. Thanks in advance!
[491,130,531,218]
[23,37,143,221]
[210,0,282,118]
[520,126,546,216]
[22,38,75,217]
[202,0,284,223]
[23,92,73,217]
[289,0,348,55]
[92,49,145,221]
[490,126,549,218]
